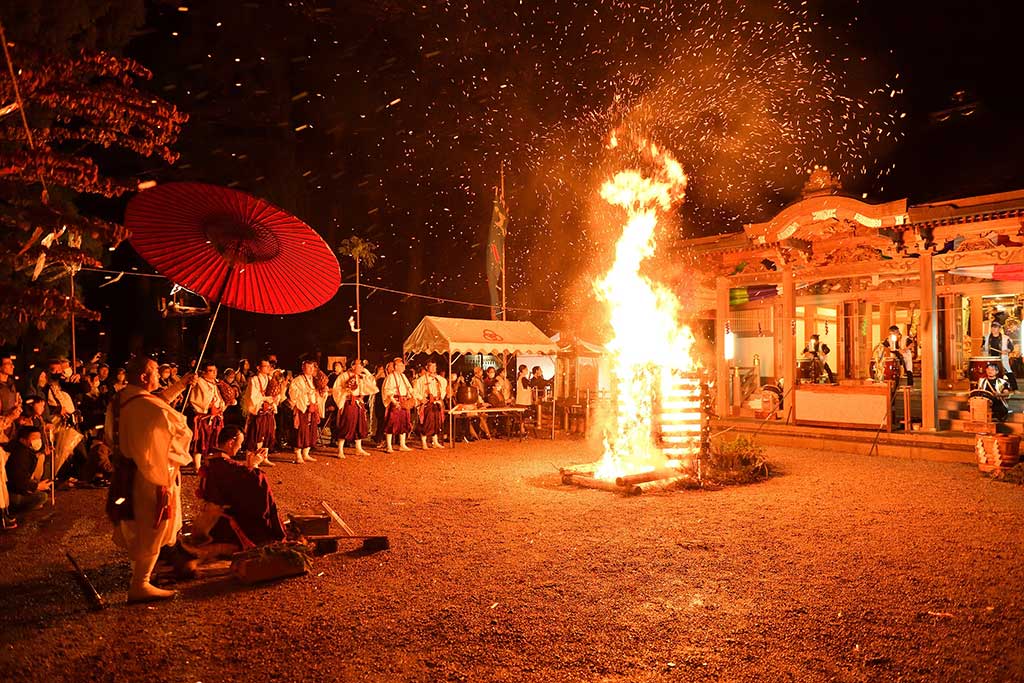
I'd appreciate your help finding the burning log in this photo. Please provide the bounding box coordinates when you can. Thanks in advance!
[564,474,628,493]
[559,462,601,474]
[614,467,684,487]
[628,475,690,496]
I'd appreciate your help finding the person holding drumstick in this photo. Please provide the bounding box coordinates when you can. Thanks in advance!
[875,325,913,387]
[801,334,835,384]
[978,361,1012,421]
[983,319,1017,391]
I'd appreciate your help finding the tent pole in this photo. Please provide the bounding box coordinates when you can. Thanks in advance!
[448,351,454,448]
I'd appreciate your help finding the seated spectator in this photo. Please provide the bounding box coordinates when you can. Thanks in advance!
[80,440,114,486]
[78,373,108,435]
[192,425,285,555]
[4,425,51,516]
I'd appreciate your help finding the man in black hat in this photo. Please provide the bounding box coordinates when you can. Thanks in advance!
[982,319,1017,391]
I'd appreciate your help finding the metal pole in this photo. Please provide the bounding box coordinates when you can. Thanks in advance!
[501,236,506,322]
[448,351,454,448]
[501,164,507,322]
[69,273,77,372]
[356,256,362,362]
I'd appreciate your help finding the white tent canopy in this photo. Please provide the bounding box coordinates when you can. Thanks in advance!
[403,316,559,356]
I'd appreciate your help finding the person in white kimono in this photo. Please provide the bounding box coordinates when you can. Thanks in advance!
[287,360,320,464]
[242,359,279,454]
[188,361,226,471]
[413,361,448,449]
[105,357,192,604]
[381,358,415,453]
[331,359,376,457]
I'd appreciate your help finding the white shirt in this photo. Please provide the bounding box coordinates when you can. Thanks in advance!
[414,373,448,404]
[189,377,225,415]
[382,372,414,407]
[242,374,276,416]
[288,374,319,414]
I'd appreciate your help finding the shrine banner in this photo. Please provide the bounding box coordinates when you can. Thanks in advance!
[949,264,1024,281]
[485,170,508,319]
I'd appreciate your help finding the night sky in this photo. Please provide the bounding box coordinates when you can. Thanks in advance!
[11,0,1021,368]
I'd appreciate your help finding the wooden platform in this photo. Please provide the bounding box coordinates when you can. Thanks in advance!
[712,416,978,463]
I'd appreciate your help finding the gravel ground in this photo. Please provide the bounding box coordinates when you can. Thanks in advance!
[1,436,1023,683]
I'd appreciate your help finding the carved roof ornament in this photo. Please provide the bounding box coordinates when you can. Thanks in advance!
[801,165,842,198]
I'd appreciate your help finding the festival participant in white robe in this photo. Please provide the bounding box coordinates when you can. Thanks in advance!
[288,360,320,464]
[331,359,375,457]
[104,357,192,604]
[381,357,415,453]
[188,361,226,471]
[242,359,278,455]
[413,361,448,449]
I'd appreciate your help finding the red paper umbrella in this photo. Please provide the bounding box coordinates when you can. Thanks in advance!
[126,182,340,315]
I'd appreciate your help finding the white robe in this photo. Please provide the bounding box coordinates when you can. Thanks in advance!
[105,385,193,559]
[242,374,276,416]
[189,377,225,415]
[381,372,414,408]
[413,373,448,405]
[288,374,319,414]
[332,369,379,406]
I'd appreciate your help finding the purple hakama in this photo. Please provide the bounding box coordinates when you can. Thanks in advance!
[192,413,224,457]
[419,403,445,437]
[245,409,276,451]
[336,398,368,440]
[383,405,412,435]
[294,408,320,449]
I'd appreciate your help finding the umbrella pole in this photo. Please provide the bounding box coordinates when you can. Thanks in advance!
[69,273,77,372]
[183,268,231,407]
[195,299,224,371]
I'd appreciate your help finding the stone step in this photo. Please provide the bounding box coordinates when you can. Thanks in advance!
[948,418,1024,436]
[938,408,1024,423]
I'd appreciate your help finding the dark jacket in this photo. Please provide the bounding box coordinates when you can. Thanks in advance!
[5,441,41,496]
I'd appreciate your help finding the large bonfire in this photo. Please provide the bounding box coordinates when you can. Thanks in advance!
[593,132,701,482]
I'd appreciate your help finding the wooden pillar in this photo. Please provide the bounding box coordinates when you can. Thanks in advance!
[715,276,730,417]
[969,294,984,356]
[943,295,959,381]
[919,253,938,430]
[859,302,874,380]
[879,302,893,333]
[781,267,796,420]
[835,300,847,379]
[803,304,815,342]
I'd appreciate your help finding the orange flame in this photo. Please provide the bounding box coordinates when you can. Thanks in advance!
[594,134,698,480]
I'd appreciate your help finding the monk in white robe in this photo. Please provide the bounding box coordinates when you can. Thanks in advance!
[331,360,376,457]
[188,361,225,471]
[105,357,192,603]
[381,358,415,453]
[413,361,448,449]
[242,359,278,453]
[288,360,320,464]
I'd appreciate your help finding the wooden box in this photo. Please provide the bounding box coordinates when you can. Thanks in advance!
[288,514,331,536]
[969,397,991,423]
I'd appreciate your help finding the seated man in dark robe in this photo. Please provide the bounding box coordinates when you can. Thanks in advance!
[192,425,285,555]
